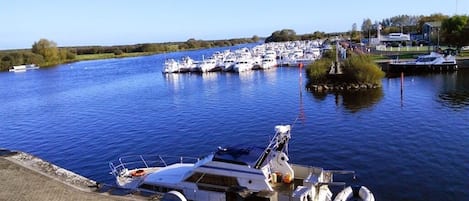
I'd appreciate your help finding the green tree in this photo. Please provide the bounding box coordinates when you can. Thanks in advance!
[0,55,13,70]
[361,18,374,39]
[114,48,123,55]
[417,13,448,33]
[351,23,360,42]
[23,52,44,65]
[265,29,298,43]
[312,31,325,39]
[251,35,260,42]
[186,38,200,49]
[442,15,469,47]
[32,38,59,63]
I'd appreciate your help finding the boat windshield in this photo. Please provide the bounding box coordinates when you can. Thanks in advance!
[416,57,437,62]
[212,146,265,167]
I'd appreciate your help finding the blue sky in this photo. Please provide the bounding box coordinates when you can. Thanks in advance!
[1,0,468,50]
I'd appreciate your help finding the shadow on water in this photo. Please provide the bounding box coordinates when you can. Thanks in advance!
[308,87,384,113]
[437,70,469,110]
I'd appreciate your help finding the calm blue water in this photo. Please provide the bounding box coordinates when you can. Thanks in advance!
[1,46,468,201]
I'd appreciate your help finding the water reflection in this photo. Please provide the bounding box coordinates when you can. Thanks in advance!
[163,73,185,91]
[238,71,255,83]
[201,72,218,83]
[262,68,277,84]
[437,70,469,110]
[308,88,384,113]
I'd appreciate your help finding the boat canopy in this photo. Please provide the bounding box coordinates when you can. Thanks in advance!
[212,146,265,167]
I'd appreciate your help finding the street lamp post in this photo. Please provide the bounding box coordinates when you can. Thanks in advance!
[368,29,371,46]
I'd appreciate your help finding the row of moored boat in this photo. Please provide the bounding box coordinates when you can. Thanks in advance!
[162,40,326,73]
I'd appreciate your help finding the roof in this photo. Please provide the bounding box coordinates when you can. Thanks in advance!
[212,146,265,167]
[424,21,442,28]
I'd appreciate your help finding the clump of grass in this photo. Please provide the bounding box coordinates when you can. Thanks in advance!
[306,51,384,86]
[305,58,332,84]
[342,53,385,85]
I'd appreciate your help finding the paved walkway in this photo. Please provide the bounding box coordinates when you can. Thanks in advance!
[0,150,152,201]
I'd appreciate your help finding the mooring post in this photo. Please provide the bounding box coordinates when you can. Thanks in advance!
[400,72,404,98]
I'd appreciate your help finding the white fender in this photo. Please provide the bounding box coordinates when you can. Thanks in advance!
[359,186,375,201]
[162,190,187,201]
[334,186,375,201]
[334,186,353,201]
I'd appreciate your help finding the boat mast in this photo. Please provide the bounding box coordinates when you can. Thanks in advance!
[254,125,291,169]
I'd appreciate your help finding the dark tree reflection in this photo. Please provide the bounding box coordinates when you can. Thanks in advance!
[340,88,384,113]
[308,87,384,113]
[437,70,469,110]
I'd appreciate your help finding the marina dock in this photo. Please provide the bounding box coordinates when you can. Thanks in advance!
[0,149,156,201]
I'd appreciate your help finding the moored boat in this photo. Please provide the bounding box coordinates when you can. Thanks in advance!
[109,125,374,201]
[261,57,277,69]
[9,64,39,72]
[387,52,457,73]
[233,58,253,73]
[162,59,180,73]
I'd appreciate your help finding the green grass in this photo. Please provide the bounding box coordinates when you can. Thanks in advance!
[460,50,469,57]
[75,52,155,61]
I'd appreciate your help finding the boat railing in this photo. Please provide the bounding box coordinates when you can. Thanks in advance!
[109,155,199,177]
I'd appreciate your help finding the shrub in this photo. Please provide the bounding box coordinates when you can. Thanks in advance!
[342,54,385,85]
[306,58,332,84]
[114,49,123,55]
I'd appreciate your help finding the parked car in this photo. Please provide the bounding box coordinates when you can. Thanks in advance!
[461,46,469,51]
[417,40,429,46]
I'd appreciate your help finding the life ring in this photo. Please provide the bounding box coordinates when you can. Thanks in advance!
[131,169,146,177]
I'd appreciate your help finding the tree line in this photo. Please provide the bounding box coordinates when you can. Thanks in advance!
[265,29,327,43]
[70,36,260,55]
[0,36,260,71]
[265,14,469,48]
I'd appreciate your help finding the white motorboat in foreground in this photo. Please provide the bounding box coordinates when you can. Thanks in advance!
[109,125,374,201]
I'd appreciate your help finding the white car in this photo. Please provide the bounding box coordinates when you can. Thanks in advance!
[461,46,469,51]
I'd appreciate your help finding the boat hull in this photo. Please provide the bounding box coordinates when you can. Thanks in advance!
[385,63,458,74]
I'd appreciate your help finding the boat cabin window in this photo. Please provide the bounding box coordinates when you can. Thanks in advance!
[139,183,179,193]
[416,57,436,62]
[185,172,239,187]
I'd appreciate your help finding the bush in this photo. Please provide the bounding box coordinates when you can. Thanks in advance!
[306,58,332,84]
[114,49,123,55]
[342,54,385,85]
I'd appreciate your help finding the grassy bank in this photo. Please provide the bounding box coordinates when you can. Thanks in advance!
[74,52,155,61]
